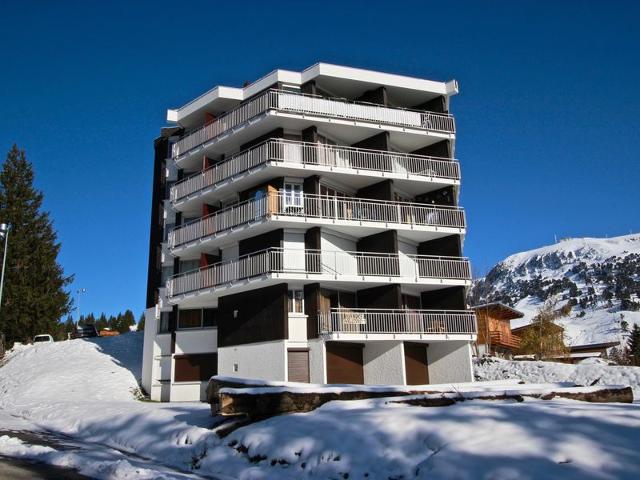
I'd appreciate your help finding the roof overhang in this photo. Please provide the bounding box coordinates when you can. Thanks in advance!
[167,63,458,128]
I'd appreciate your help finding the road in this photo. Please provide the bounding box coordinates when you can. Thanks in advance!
[0,455,89,479]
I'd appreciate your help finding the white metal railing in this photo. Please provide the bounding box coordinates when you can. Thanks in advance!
[171,90,455,159]
[318,308,477,335]
[170,139,461,203]
[168,193,466,249]
[166,248,471,298]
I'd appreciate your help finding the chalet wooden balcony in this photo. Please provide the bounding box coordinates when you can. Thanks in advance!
[489,331,521,349]
[166,248,471,300]
[319,308,477,337]
[170,139,461,205]
[171,89,455,161]
[168,193,466,253]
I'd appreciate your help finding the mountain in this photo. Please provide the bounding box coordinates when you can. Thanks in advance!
[469,234,640,346]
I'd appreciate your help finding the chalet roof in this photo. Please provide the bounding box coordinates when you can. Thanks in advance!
[570,341,619,353]
[512,322,565,334]
[471,302,524,321]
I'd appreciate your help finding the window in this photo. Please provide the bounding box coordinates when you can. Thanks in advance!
[180,259,200,274]
[178,309,218,329]
[320,184,349,198]
[174,353,218,382]
[178,309,202,329]
[288,289,304,313]
[158,312,170,333]
[283,183,303,209]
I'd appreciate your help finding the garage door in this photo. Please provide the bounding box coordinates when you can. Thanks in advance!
[404,343,429,385]
[288,349,310,383]
[326,342,364,384]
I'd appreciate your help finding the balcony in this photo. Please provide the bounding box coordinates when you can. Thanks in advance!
[319,308,477,339]
[169,193,466,255]
[171,89,455,162]
[489,331,521,350]
[166,248,471,303]
[170,139,461,207]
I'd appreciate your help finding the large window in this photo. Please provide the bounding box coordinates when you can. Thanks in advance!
[178,308,217,329]
[288,289,304,313]
[174,353,218,382]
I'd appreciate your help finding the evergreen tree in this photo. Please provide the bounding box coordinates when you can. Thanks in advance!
[95,313,108,331]
[117,309,135,333]
[629,324,640,366]
[137,312,145,332]
[0,145,72,347]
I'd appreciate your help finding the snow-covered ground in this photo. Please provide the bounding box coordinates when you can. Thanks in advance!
[1,334,640,479]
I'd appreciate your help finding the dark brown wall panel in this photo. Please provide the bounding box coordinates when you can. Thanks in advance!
[351,132,389,151]
[421,286,467,310]
[218,283,288,347]
[416,186,456,207]
[357,179,394,201]
[412,140,451,159]
[239,229,283,256]
[355,86,388,106]
[418,235,462,257]
[357,285,402,309]
[357,231,397,254]
[412,95,447,114]
[240,128,284,151]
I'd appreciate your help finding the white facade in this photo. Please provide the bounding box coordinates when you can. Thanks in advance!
[143,63,476,401]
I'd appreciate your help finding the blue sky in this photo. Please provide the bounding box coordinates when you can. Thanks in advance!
[0,1,638,317]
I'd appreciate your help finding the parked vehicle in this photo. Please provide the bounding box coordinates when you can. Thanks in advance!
[73,325,99,338]
[33,334,54,343]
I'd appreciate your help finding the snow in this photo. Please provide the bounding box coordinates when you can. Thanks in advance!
[475,357,640,398]
[2,333,640,479]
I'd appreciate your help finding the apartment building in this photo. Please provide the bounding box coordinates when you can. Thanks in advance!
[141,63,477,402]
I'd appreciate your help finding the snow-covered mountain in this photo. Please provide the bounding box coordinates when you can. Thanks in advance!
[469,234,640,346]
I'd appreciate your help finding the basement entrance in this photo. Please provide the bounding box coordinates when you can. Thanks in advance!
[326,342,364,384]
[287,349,310,383]
[404,343,429,385]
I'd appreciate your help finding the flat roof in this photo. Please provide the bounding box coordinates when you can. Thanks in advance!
[167,62,459,127]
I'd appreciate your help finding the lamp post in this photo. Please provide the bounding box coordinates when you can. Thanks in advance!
[76,288,86,323]
[0,223,10,312]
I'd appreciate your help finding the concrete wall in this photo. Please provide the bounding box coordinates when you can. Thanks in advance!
[427,341,473,384]
[363,341,406,385]
[169,381,207,402]
[174,328,217,354]
[288,313,308,341]
[141,307,157,394]
[308,339,326,383]
[218,340,286,382]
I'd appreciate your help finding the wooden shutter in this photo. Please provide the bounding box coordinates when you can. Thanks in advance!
[404,343,429,385]
[326,342,364,384]
[287,349,310,383]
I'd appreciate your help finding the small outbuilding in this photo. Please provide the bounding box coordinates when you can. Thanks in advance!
[472,303,523,358]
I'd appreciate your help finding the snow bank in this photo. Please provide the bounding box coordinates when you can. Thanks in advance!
[475,357,640,398]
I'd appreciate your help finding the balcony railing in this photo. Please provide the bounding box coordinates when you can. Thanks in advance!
[169,193,466,250]
[171,89,455,160]
[166,248,471,298]
[319,308,477,335]
[170,139,461,203]
[489,331,521,349]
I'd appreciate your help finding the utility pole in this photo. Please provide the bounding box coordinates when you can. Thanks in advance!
[76,288,86,324]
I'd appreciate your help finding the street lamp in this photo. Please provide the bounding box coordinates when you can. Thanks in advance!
[76,288,86,323]
[0,223,10,312]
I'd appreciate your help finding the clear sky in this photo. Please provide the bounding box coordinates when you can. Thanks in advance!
[0,1,638,318]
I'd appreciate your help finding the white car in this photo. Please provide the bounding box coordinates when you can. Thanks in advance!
[33,334,54,343]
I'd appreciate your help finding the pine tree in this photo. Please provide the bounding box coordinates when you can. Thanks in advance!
[629,324,640,366]
[118,309,135,333]
[137,312,145,332]
[0,145,72,347]
[95,313,108,332]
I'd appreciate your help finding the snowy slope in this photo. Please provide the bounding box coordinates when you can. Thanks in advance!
[470,233,640,346]
[2,332,640,479]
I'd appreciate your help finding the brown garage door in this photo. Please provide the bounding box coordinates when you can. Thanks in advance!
[288,349,310,382]
[404,343,429,385]
[326,342,364,384]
